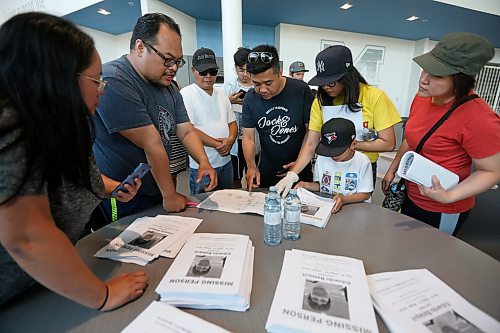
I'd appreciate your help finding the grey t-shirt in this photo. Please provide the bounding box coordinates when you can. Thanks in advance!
[92,55,190,197]
[0,107,104,306]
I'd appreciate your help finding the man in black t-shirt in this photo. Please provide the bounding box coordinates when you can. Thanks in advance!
[242,45,314,190]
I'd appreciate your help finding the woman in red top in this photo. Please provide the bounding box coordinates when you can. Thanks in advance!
[382,32,500,235]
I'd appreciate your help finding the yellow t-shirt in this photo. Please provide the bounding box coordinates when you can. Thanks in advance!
[309,84,401,162]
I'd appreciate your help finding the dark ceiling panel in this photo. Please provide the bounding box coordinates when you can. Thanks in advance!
[64,0,141,35]
[64,0,500,47]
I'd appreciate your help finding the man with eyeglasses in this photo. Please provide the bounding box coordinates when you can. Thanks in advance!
[180,47,237,194]
[92,13,217,221]
[223,47,261,189]
[242,45,314,190]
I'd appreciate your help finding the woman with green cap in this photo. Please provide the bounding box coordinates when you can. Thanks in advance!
[382,32,500,235]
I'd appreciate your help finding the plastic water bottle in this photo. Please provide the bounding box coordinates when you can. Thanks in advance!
[283,189,301,240]
[264,186,282,246]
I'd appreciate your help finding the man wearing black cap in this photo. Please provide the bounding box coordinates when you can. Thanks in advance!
[92,13,217,221]
[295,118,373,213]
[180,47,237,194]
[241,44,314,190]
[289,61,309,81]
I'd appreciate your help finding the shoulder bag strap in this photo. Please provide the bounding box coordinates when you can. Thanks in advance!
[396,93,479,190]
[414,94,479,153]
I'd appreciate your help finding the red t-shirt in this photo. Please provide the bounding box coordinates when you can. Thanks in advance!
[405,93,500,213]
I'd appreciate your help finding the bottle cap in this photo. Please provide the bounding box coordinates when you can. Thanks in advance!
[269,186,277,192]
[289,189,297,194]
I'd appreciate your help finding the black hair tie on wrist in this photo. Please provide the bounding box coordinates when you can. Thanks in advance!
[96,284,109,311]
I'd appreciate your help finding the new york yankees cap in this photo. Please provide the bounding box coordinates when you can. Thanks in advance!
[315,118,356,157]
[308,45,353,86]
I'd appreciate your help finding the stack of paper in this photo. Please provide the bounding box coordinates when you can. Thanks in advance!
[197,189,267,215]
[397,151,459,190]
[296,188,334,228]
[368,269,500,333]
[156,233,254,312]
[266,249,379,333]
[122,301,232,333]
[94,215,203,265]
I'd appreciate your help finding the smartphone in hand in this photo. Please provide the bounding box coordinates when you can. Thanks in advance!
[238,89,247,98]
[110,163,151,197]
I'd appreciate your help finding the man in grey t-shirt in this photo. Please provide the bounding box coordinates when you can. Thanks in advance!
[93,13,217,220]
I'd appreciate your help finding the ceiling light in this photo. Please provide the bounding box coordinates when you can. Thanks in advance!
[340,3,353,10]
[97,8,111,15]
[406,15,419,21]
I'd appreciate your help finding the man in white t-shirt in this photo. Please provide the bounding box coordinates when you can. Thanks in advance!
[180,47,237,194]
[295,118,373,213]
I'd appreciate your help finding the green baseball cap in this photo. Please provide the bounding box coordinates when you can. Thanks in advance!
[289,61,309,73]
[413,32,494,76]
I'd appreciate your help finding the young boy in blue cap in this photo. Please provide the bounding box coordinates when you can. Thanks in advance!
[295,118,374,213]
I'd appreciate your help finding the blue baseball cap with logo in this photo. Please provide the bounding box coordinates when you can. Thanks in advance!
[308,45,353,86]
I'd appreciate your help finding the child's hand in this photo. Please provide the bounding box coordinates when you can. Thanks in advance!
[294,181,306,189]
[332,195,343,213]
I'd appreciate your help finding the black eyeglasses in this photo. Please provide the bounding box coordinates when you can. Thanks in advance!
[248,52,273,64]
[142,40,186,68]
[198,68,219,77]
[323,82,337,88]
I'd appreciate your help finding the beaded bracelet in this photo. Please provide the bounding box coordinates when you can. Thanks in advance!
[96,284,109,311]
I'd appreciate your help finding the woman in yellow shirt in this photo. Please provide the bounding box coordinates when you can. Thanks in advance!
[276,45,401,196]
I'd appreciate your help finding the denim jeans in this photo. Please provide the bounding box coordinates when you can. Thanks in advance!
[189,161,233,195]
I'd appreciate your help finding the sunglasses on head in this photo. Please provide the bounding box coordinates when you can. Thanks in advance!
[248,52,273,64]
[198,68,219,77]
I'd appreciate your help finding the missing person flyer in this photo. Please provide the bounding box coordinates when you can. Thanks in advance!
[266,249,378,333]
[368,269,500,333]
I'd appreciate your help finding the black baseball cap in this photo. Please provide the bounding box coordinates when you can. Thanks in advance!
[192,47,219,72]
[413,32,494,76]
[315,118,356,157]
[308,45,353,86]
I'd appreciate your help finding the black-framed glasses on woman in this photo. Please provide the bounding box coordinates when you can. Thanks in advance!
[248,51,273,64]
[78,73,107,92]
[323,82,337,88]
[141,39,186,68]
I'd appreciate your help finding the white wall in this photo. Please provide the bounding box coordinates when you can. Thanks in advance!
[77,27,132,64]
[141,0,197,56]
[0,0,101,24]
[277,23,500,117]
[278,23,415,116]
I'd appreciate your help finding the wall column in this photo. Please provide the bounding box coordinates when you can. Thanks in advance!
[221,0,242,83]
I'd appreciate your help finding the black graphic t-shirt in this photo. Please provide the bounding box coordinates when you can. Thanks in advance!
[242,77,313,176]
[92,55,189,196]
